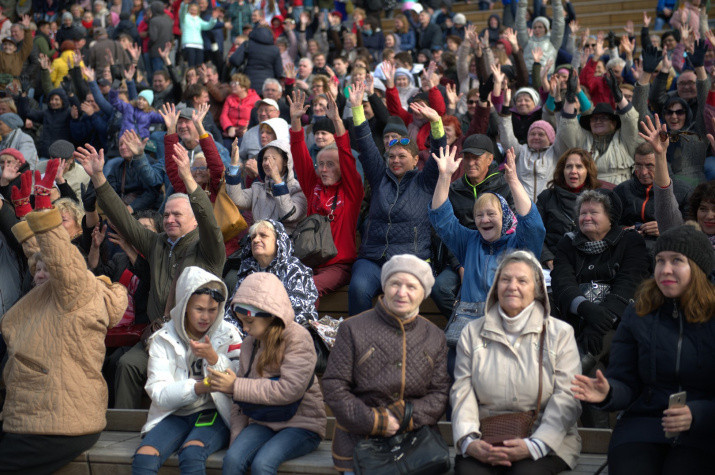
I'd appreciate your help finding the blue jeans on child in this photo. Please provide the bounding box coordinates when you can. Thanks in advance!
[222,424,321,475]
[132,410,229,475]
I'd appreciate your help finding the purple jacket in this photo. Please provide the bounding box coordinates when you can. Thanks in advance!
[109,90,164,139]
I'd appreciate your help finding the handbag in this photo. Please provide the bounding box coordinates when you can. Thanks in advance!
[235,341,315,422]
[444,301,486,347]
[213,175,248,242]
[579,282,612,304]
[292,187,339,268]
[353,402,451,475]
[479,323,546,446]
[307,324,330,375]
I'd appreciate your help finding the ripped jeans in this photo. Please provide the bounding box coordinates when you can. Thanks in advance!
[132,410,229,475]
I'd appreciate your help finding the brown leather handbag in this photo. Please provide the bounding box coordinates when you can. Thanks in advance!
[214,176,248,242]
[479,323,547,446]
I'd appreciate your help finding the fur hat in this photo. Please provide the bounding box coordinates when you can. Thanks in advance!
[654,225,715,275]
[381,254,435,296]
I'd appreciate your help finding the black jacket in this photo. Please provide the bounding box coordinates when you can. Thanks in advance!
[551,227,651,320]
[229,27,283,93]
[536,185,580,263]
[448,163,513,230]
[599,300,715,451]
[18,88,76,158]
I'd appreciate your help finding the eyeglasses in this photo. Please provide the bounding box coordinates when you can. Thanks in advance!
[664,109,686,116]
[388,138,411,147]
[191,166,208,172]
[467,100,478,105]
[584,44,596,48]
[230,304,272,318]
[230,81,241,86]
[192,287,225,303]
[677,80,696,87]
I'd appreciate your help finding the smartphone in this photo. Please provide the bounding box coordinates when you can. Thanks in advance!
[195,411,218,427]
[664,391,687,438]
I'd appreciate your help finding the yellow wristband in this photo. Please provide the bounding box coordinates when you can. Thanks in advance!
[352,105,366,126]
[199,132,210,139]
[430,119,444,139]
[203,377,211,386]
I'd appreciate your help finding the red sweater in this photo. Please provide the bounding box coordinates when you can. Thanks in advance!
[220,89,260,131]
[385,85,446,150]
[164,132,224,202]
[580,57,615,107]
[290,128,364,267]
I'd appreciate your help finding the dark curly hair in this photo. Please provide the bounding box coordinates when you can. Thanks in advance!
[687,181,715,222]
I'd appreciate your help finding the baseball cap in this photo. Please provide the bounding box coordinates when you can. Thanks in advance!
[462,134,494,156]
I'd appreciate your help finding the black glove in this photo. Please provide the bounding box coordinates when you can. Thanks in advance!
[606,31,619,49]
[81,181,97,213]
[579,326,604,357]
[577,300,614,334]
[565,68,578,103]
[642,44,662,74]
[479,74,495,103]
[605,69,623,103]
[689,38,707,68]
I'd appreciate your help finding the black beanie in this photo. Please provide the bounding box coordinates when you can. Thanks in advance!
[313,117,335,135]
[654,225,715,275]
[383,116,408,137]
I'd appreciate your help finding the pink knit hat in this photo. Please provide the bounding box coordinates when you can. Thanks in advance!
[0,148,26,164]
[529,120,555,144]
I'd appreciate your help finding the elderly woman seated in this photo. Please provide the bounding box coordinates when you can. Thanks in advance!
[323,254,450,474]
[225,219,318,328]
[451,250,581,475]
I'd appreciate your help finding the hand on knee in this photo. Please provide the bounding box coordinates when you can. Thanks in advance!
[136,445,160,456]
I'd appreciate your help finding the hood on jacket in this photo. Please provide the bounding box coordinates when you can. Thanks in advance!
[256,135,293,183]
[485,249,550,315]
[240,218,295,265]
[250,26,276,46]
[231,271,295,327]
[663,96,694,131]
[169,266,229,344]
[49,88,69,107]
[150,1,165,16]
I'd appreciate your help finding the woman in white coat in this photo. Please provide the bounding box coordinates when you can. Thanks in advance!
[132,266,243,474]
[450,250,581,474]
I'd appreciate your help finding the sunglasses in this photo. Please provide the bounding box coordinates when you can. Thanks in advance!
[664,109,686,116]
[230,304,272,318]
[584,43,596,48]
[467,100,478,105]
[192,287,225,303]
[388,138,411,147]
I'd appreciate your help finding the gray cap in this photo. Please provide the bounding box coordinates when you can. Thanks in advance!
[383,116,408,137]
[49,140,75,159]
[178,107,196,120]
[462,134,494,156]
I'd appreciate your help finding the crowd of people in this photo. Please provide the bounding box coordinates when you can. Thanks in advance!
[0,0,714,474]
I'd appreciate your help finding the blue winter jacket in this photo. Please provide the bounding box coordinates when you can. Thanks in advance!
[108,90,164,139]
[104,154,164,211]
[355,120,445,262]
[428,199,545,304]
[597,300,715,452]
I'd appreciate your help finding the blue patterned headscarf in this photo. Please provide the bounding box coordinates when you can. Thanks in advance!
[492,192,517,236]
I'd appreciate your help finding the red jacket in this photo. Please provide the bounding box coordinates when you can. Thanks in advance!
[579,57,615,107]
[385,86,446,150]
[220,89,260,131]
[164,132,224,202]
[290,128,364,267]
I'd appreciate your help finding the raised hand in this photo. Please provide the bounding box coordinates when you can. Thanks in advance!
[411,101,440,123]
[82,65,96,82]
[34,159,60,210]
[503,27,518,51]
[348,81,366,109]
[121,130,148,157]
[75,144,106,178]
[20,14,31,28]
[638,114,669,155]
[287,89,309,123]
[620,35,634,56]
[432,145,461,177]
[283,62,296,79]
[38,53,51,71]
[231,138,240,167]
[189,336,219,365]
[571,370,610,404]
[10,170,32,217]
[624,20,634,37]
[479,74,494,102]
[642,11,651,28]
[490,63,505,88]
[594,33,604,58]
[660,48,672,72]
[549,75,561,101]
[123,63,136,81]
[172,144,193,182]
[0,158,21,185]
[365,72,375,96]
[532,46,544,64]
[445,82,462,109]
[642,44,662,73]
[158,41,172,64]
[127,42,141,62]
[191,102,210,132]
[605,69,623,103]
[91,223,108,249]
[690,38,707,68]
[503,147,518,184]
[325,91,340,122]
[568,19,579,36]
[381,60,395,88]
[159,103,180,133]
[104,49,115,66]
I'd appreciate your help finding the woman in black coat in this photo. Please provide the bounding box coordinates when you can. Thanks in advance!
[573,225,715,475]
[229,26,283,93]
[536,148,600,270]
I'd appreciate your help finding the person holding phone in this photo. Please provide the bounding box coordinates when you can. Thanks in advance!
[571,225,715,474]
[132,266,242,474]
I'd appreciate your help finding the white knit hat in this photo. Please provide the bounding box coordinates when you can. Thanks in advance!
[381,254,435,296]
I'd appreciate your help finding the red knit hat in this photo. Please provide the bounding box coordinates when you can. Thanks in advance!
[497,38,513,56]
[0,148,26,164]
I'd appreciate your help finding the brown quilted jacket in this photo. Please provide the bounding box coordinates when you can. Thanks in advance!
[2,208,127,435]
[322,297,450,472]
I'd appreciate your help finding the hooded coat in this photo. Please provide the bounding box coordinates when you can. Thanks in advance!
[18,88,73,159]
[229,26,284,93]
[228,272,326,442]
[142,266,242,435]
[451,251,582,469]
[108,90,165,140]
[516,1,565,74]
[227,139,307,234]
[225,219,318,327]
[429,195,546,305]
[238,117,290,164]
[1,207,127,435]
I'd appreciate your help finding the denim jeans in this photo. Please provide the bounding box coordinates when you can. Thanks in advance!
[348,258,383,316]
[132,411,229,475]
[431,268,460,318]
[183,47,204,68]
[222,424,321,475]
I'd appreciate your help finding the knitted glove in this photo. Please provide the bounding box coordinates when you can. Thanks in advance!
[577,300,614,334]
[579,326,604,356]
[642,44,662,74]
[10,170,32,218]
[606,31,619,49]
[81,181,97,213]
[479,74,494,102]
[605,69,623,103]
[689,38,707,69]
[565,68,578,103]
[33,158,60,210]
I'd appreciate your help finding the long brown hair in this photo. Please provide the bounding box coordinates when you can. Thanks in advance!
[393,13,409,34]
[256,317,286,376]
[548,148,599,190]
[635,259,715,323]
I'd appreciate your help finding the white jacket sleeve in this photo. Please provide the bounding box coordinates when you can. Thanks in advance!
[145,338,200,410]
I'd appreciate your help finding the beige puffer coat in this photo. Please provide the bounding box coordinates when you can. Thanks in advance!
[229,272,326,442]
[2,208,127,435]
[451,251,582,469]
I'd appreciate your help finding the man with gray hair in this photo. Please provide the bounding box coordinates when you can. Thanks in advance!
[248,78,290,126]
[75,140,225,408]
